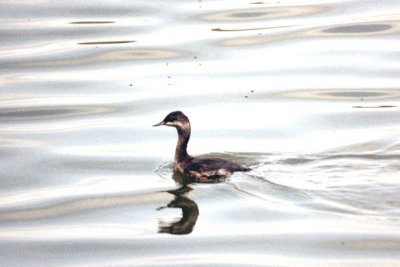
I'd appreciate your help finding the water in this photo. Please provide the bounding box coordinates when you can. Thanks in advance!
[1,0,400,266]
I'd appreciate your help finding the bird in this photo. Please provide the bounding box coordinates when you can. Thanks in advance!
[153,111,251,181]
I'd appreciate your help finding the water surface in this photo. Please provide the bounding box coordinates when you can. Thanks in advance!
[1,0,400,266]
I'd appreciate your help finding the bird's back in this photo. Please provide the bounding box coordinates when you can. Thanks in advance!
[183,157,251,179]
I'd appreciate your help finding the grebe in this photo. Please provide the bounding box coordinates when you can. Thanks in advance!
[153,111,251,180]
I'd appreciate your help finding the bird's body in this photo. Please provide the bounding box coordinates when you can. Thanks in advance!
[154,111,251,181]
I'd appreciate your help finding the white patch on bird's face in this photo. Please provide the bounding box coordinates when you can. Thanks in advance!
[165,121,182,127]
[165,121,189,130]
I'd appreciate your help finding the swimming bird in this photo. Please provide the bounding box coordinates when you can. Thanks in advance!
[153,111,251,181]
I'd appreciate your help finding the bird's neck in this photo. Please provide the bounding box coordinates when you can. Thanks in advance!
[175,123,191,163]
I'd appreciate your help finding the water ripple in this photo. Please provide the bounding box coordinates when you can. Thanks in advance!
[8,48,186,69]
[0,106,115,122]
[77,40,136,45]
[240,146,400,220]
[217,20,400,47]
[324,23,392,34]
[274,88,400,101]
[200,5,324,22]
[69,21,115,25]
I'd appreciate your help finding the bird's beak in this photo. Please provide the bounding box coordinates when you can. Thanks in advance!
[153,121,165,127]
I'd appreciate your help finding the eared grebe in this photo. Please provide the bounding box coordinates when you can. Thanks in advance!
[153,111,251,180]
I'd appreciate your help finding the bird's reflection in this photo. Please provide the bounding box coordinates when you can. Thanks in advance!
[157,170,199,235]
